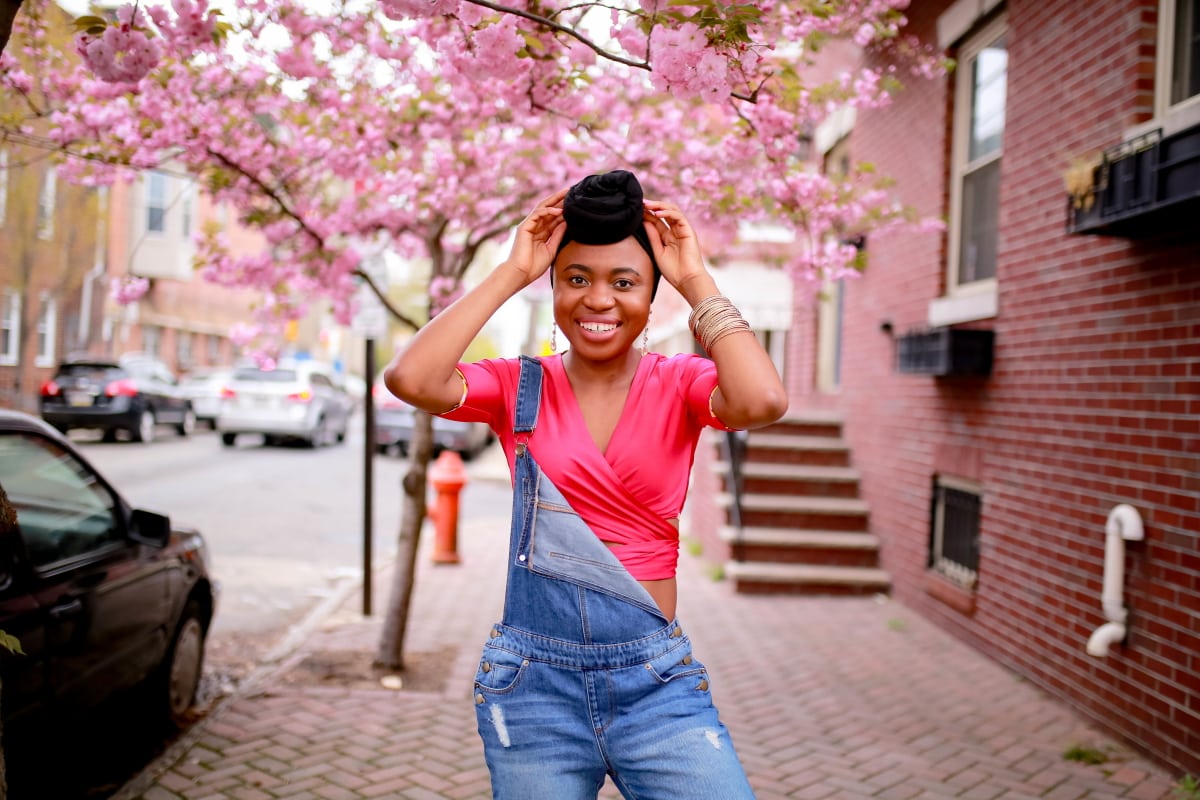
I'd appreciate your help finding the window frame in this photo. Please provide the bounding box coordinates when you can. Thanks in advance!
[36,167,56,241]
[0,290,20,366]
[929,474,983,591]
[1157,0,1200,133]
[145,171,168,235]
[34,293,56,369]
[0,149,8,226]
[933,14,1007,327]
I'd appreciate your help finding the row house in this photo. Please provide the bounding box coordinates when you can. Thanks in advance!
[689,0,1199,777]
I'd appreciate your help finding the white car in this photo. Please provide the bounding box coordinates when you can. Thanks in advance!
[178,368,233,429]
[216,361,350,448]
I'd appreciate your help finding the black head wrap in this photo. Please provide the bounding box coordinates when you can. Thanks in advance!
[555,170,662,300]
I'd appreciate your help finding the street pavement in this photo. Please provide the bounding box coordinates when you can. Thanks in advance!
[116,447,1180,800]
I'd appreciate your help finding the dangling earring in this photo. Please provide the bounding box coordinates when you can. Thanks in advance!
[641,323,650,355]
[550,324,558,354]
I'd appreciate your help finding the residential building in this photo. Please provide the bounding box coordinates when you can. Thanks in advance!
[689,0,1199,776]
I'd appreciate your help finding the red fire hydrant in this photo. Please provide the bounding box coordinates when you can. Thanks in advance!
[428,449,468,564]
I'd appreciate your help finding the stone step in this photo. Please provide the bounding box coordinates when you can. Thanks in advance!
[760,411,844,439]
[717,493,869,515]
[724,562,892,596]
[718,527,879,550]
[720,527,881,568]
[741,434,852,467]
[711,462,861,497]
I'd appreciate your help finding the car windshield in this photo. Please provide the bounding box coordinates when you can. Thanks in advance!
[232,368,299,383]
[56,364,124,381]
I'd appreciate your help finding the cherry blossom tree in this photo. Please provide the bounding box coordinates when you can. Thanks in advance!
[1,0,943,668]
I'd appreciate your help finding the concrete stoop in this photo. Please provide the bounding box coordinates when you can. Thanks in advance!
[712,411,891,595]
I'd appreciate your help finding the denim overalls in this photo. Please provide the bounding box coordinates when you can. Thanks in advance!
[472,356,755,800]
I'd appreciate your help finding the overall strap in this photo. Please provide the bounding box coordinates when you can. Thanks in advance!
[513,355,544,451]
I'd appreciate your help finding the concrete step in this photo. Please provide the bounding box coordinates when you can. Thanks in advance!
[720,527,882,568]
[725,562,892,596]
[718,527,879,550]
[742,434,852,467]
[711,462,861,497]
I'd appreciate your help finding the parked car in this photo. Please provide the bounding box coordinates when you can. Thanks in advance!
[178,367,233,429]
[0,409,216,732]
[373,379,493,459]
[217,361,351,448]
[39,353,195,443]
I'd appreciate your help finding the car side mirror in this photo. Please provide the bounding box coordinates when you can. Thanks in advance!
[129,508,171,548]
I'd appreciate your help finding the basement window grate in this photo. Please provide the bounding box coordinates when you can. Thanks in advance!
[929,477,981,589]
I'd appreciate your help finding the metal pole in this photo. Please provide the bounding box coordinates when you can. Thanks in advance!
[363,338,376,616]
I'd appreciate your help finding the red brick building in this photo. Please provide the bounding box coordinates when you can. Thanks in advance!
[690,0,1199,777]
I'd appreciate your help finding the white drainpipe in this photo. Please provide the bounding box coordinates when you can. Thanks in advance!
[1086,504,1144,657]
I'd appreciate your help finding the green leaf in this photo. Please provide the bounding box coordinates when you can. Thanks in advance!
[73,15,108,33]
[0,630,23,655]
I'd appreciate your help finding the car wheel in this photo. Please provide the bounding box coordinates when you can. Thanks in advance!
[156,603,206,728]
[101,428,118,443]
[131,409,156,443]
[307,417,327,449]
[221,432,237,447]
[177,408,196,437]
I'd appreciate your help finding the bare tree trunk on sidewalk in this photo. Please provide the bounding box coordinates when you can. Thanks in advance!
[374,411,435,670]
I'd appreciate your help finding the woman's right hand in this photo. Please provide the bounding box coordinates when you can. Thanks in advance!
[501,188,567,286]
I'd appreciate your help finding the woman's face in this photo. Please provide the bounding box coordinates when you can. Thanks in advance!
[552,237,654,363]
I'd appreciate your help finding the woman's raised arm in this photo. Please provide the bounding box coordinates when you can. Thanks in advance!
[383,190,566,414]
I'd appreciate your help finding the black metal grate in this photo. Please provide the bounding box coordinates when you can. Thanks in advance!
[896,328,994,377]
[929,481,981,588]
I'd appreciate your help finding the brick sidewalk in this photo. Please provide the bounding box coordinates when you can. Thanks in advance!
[119,506,1179,800]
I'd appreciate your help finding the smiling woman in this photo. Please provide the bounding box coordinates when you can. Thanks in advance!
[382,169,787,800]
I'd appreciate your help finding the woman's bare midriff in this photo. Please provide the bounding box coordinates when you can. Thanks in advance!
[603,518,679,621]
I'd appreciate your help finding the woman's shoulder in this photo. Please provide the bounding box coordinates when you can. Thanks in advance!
[645,351,713,378]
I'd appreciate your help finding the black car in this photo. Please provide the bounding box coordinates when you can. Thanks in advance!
[39,354,196,443]
[0,409,216,733]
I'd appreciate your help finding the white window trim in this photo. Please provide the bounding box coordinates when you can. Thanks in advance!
[145,171,168,236]
[0,291,20,366]
[933,13,1006,327]
[1126,0,1200,139]
[37,167,56,241]
[35,294,57,368]
[0,150,8,226]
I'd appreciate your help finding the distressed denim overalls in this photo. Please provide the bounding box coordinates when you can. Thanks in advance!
[473,356,755,800]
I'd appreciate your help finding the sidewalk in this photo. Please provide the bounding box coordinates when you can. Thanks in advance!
[118,473,1180,799]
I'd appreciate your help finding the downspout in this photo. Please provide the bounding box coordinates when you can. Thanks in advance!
[1086,504,1144,657]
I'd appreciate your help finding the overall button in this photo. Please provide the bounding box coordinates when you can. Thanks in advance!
[475,693,485,705]
[681,655,693,665]
[518,554,527,562]
[669,626,683,638]
[490,628,500,638]
[481,662,491,673]
[696,679,709,691]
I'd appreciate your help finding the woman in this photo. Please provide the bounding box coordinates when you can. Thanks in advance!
[384,170,787,799]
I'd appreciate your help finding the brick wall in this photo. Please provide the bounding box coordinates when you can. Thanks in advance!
[826,0,1199,775]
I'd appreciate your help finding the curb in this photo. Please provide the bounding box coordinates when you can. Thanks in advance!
[112,564,380,800]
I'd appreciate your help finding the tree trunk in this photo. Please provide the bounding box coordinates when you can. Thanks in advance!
[374,411,435,670]
[0,0,22,57]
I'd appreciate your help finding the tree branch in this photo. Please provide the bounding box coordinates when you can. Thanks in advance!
[462,0,647,70]
[352,267,421,331]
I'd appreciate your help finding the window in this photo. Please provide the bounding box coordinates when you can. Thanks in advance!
[206,334,220,362]
[929,476,982,589]
[950,21,1007,289]
[1170,0,1199,107]
[0,290,19,365]
[177,330,193,368]
[35,294,56,368]
[181,180,195,238]
[146,171,167,234]
[0,432,121,568]
[142,325,161,357]
[36,167,56,240]
[0,150,8,226]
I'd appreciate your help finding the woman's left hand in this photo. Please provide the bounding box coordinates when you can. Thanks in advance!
[642,200,710,297]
